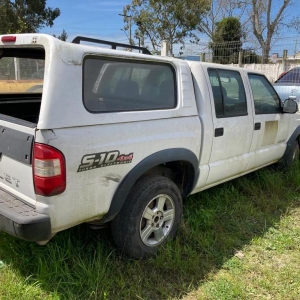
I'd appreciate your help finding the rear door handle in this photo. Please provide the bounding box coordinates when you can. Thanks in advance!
[254,122,261,130]
[215,127,224,137]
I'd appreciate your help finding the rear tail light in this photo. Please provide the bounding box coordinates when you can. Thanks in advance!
[33,143,66,196]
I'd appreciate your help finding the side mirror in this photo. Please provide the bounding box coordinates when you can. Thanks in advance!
[283,96,298,114]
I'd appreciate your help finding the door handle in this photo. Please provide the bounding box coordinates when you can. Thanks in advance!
[215,127,224,137]
[254,122,261,130]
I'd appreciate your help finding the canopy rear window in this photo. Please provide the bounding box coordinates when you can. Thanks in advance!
[0,47,45,94]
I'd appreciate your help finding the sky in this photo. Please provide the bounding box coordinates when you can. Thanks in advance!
[41,1,133,43]
[41,0,300,55]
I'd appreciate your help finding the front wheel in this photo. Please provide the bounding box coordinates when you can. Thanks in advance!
[111,175,182,259]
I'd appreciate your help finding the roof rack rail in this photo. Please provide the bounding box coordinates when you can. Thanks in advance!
[71,36,151,55]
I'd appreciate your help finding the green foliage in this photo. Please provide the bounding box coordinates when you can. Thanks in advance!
[123,0,210,54]
[1,164,300,299]
[197,0,251,41]
[53,29,68,42]
[242,48,262,64]
[213,17,244,44]
[0,0,60,34]
[210,17,243,64]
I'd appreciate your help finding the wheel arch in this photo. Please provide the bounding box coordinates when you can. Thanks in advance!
[281,125,300,163]
[101,148,199,223]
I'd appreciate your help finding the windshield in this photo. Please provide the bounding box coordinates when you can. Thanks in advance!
[0,48,44,94]
[276,68,300,84]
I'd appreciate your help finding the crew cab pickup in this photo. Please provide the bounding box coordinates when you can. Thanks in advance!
[0,34,299,258]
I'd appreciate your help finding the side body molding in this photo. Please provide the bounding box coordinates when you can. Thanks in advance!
[101,148,199,223]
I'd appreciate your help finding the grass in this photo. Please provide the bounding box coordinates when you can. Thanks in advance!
[1,163,300,299]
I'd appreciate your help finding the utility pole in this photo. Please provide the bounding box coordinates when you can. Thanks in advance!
[119,13,133,45]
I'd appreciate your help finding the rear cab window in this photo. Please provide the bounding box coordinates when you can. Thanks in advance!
[83,57,176,112]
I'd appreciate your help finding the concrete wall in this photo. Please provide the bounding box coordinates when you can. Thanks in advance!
[232,62,299,83]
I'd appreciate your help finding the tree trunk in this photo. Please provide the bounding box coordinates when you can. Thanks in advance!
[251,0,291,64]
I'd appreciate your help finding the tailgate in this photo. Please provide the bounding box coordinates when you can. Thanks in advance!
[0,120,36,205]
[0,38,45,203]
[0,118,52,242]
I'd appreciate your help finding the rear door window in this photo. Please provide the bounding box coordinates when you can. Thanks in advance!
[208,68,247,118]
[83,57,176,112]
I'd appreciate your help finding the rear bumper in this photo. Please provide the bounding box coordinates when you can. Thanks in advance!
[0,188,51,241]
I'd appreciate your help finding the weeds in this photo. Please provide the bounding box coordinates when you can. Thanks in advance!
[1,164,300,299]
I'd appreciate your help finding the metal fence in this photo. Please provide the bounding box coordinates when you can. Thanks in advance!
[173,36,300,64]
[170,36,300,83]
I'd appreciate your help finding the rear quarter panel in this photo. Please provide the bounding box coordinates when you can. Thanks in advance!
[35,117,201,233]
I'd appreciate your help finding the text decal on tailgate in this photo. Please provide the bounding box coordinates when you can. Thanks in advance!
[77,150,133,172]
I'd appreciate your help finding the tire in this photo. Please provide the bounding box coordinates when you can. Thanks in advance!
[284,140,300,168]
[111,175,182,259]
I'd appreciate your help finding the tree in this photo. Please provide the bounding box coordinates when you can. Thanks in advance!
[210,17,243,64]
[250,0,292,63]
[122,0,210,55]
[198,0,251,40]
[0,0,60,34]
[53,29,68,41]
[288,16,300,34]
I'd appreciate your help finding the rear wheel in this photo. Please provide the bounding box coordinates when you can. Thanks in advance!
[111,175,182,258]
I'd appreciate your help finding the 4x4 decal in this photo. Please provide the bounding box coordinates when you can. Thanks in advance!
[77,150,133,172]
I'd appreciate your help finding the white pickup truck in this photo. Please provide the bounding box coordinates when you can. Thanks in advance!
[0,34,299,258]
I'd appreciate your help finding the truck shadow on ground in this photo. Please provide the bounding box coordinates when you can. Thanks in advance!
[1,165,300,299]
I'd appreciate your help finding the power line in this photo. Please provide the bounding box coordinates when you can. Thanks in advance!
[54,15,117,27]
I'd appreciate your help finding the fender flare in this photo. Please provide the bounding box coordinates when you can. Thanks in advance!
[101,148,199,223]
[282,125,300,161]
